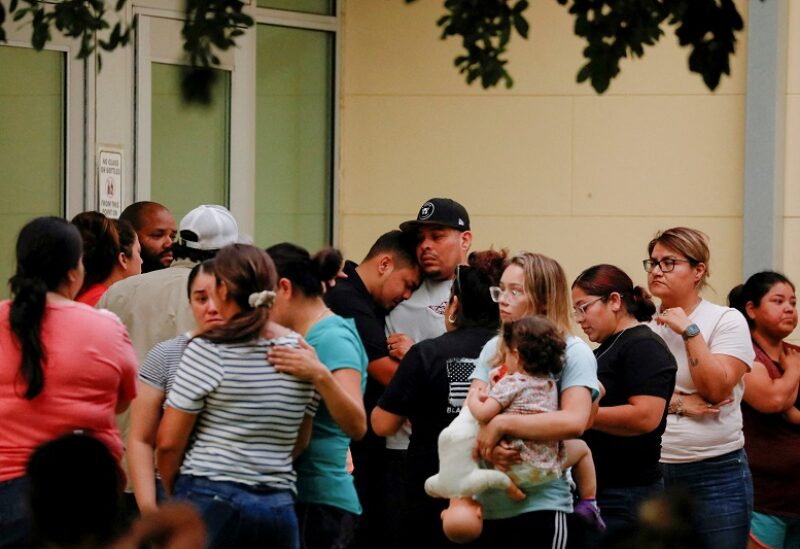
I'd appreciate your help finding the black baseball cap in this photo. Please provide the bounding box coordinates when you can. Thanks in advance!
[399,198,470,232]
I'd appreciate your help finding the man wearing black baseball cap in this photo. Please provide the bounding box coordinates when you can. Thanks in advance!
[380,197,472,548]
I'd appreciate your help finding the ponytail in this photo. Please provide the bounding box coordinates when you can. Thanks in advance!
[200,244,276,343]
[9,217,82,399]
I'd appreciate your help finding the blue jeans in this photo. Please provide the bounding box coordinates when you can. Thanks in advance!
[0,476,29,549]
[174,475,299,549]
[661,449,753,549]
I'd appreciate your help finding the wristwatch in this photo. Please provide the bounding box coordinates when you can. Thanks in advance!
[682,323,700,341]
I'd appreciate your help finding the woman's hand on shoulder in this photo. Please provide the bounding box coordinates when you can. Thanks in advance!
[780,346,800,374]
[268,338,327,383]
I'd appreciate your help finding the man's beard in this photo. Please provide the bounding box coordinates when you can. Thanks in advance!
[141,248,170,273]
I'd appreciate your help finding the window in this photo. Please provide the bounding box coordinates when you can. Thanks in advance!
[150,63,231,222]
[255,23,334,250]
[256,1,335,16]
[0,46,65,296]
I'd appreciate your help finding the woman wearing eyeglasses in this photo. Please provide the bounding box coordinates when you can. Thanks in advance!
[571,264,676,542]
[371,250,507,547]
[644,227,755,549]
[469,252,599,548]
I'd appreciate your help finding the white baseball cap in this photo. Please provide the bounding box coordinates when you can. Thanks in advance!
[178,205,240,250]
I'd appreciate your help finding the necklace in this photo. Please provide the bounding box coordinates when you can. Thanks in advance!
[595,325,635,362]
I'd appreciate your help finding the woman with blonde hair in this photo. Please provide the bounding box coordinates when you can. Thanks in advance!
[645,227,754,549]
[470,252,599,548]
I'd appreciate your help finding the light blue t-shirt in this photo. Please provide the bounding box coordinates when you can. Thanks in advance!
[294,315,368,514]
[469,335,599,519]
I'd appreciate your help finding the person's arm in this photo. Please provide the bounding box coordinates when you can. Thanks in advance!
[128,383,166,512]
[743,348,800,414]
[466,384,503,424]
[782,406,800,424]
[368,356,400,386]
[476,385,593,461]
[592,395,668,436]
[371,406,406,437]
[269,339,367,440]
[155,407,198,496]
[656,308,749,403]
[292,414,315,459]
[386,333,414,361]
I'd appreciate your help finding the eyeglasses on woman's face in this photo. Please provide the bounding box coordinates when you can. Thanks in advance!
[572,295,604,319]
[489,285,525,303]
[642,257,693,273]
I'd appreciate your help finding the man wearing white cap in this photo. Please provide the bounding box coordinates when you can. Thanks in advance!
[97,204,241,361]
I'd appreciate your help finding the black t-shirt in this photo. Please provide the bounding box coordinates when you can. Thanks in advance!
[581,324,677,489]
[325,260,390,452]
[378,327,496,486]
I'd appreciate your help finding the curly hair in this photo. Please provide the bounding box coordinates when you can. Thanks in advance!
[501,315,566,377]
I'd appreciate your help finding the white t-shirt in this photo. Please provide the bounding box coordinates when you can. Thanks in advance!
[384,278,452,450]
[648,299,754,463]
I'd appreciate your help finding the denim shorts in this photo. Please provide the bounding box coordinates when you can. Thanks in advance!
[173,475,299,549]
[662,449,754,549]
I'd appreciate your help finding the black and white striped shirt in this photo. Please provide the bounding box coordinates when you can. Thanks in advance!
[139,333,190,400]
[166,333,319,491]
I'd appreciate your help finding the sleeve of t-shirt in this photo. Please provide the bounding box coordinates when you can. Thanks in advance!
[326,291,389,362]
[139,341,169,392]
[167,338,224,413]
[377,344,425,417]
[708,308,756,369]
[468,336,498,384]
[313,323,367,376]
[488,375,522,409]
[114,322,139,403]
[561,337,600,401]
[619,336,676,400]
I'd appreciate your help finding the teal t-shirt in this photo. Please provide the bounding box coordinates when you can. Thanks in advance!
[294,315,368,514]
[469,335,599,519]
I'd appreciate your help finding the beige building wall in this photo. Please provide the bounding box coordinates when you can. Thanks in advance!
[785,1,800,286]
[340,0,749,308]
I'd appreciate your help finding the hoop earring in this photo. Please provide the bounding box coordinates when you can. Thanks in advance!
[447,313,456,324]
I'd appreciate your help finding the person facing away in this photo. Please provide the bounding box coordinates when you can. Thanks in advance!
[71,211,142,306]
[119,201,177,273]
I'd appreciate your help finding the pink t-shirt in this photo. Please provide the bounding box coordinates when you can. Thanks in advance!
[0,299,137,482]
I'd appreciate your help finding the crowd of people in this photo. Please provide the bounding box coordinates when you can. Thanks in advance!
[1,197,798,549]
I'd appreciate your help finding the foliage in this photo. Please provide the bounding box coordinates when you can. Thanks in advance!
[408,0,747,93]
[0,0,133,70]
[0,0,253,103]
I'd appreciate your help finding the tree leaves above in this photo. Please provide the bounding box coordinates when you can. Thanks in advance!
[411,0,747,93]
[0,0,254,103]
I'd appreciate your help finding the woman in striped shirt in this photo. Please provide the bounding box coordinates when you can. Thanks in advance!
[156,244,319,549]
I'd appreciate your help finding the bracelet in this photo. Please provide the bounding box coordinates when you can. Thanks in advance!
[669,396,684,416]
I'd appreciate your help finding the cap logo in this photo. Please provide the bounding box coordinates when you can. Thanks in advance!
[458,218,465,226]
[419,202,435,220]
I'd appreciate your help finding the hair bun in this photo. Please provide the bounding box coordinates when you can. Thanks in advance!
[312,247,343,283]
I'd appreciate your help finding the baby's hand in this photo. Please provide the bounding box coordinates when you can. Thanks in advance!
[476,386,489,403]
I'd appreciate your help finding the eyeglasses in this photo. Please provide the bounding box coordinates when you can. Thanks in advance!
[642,258,693,273]
[573,296,604,318]
[454,264,463,296]
[489,285,525,303]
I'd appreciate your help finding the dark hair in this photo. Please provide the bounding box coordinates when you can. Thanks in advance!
[502,316,566,377]
[363,230,418,268]
[451,249,507,330]
[200,244,277,343]
[9,217,82,400]
[172,240,217,263]
[572,264,656,322]
[267,242,343,298]
[27,433,123,547]
[71,211,120,293]
[728,271,795,329]
[114,218,137,258]
[187,259,215,300]
[119,201,168,231]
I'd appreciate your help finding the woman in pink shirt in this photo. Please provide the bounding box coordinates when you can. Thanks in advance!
[0,217,138,547]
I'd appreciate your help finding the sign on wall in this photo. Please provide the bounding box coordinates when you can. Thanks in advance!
[98,148,123,218]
